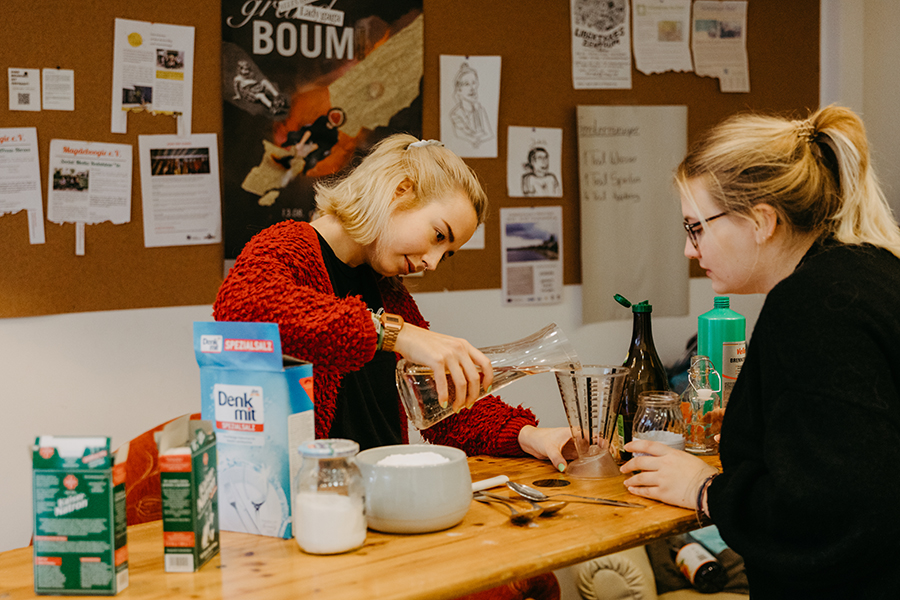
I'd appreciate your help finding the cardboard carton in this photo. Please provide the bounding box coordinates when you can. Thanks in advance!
[194,321,314,539]
[32,436,128,595]
[156,416,220,572]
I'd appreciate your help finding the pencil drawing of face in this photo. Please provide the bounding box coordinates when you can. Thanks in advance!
[455,64,479,103]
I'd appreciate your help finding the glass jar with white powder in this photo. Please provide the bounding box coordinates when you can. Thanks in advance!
[632,391,686,452]
[293,439,366,554]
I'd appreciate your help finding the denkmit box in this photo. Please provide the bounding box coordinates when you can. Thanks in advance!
[156,415,220,572]
[32,436,128,595]
[194,321,314,539]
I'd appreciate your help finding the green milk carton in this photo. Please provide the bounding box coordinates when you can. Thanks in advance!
[32,436,128,595]
[157,415,220,572]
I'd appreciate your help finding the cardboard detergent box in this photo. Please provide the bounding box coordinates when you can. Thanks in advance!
[156,416,220,572]
[194,321,314,539]
[32,436,128,595]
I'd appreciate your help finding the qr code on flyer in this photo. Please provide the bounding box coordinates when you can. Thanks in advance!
[18,93,30,105]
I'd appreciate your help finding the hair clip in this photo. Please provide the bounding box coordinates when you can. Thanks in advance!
[408,139,444,149]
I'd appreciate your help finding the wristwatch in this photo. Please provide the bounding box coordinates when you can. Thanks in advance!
[379,312,404,352]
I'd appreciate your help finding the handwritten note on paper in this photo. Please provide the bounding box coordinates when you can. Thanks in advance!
[576,106,689,322]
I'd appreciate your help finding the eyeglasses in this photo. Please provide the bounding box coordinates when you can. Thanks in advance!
[683,212,728,250]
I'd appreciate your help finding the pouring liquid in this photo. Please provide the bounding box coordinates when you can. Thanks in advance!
[398,365,549,429]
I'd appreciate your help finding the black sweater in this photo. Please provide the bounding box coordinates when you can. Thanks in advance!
[708,241,900,599]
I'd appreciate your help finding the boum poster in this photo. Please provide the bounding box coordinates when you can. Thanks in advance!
[222,0,423,259]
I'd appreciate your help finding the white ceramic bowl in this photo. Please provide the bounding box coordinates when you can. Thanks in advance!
[355,444,471,534]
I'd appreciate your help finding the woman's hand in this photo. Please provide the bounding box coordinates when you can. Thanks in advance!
[393,323,493,411]
[518,426,577,472]
[620,439,718,509]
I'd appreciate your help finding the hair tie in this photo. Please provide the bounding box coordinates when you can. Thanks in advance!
[796,119,817,143]
[407,139,444,149]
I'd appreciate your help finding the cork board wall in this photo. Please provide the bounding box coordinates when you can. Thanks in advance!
[0,0,819,317]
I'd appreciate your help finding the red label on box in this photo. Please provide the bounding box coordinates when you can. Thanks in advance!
[164,531,196,548]
[159,454,192,472]
[115,545,129,566]
[35,556,62,566]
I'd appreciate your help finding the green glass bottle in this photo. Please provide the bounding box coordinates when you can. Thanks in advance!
[697,297,746,406]
[614,295,670,463]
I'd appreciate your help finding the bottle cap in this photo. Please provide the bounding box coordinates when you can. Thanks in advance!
[298,439,359,458]
[613,294,652,312]
[713,296,730,308]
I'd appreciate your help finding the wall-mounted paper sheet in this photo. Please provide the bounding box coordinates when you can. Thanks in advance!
[42,68,75,111]
[571,0,632,89]
[576,105,688,322]
[8,69,40,111]
[440,55,500,158]
[111,19,195,134]
[0,127,45,244]
[691,1,749,93]
[501,206,563,306]
[46,140,132,226]
[632,0,693,75]
[507,126,563,198]
[138,134,221,248]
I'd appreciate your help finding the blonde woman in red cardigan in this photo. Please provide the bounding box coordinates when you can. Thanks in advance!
[214,134,574,467]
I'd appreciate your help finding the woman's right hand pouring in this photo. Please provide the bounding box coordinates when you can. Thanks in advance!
[393,323,494,412]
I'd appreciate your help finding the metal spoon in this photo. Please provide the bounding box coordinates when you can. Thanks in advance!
[473,493,543,524]
[507,481,646,509]
[478,490,568,516]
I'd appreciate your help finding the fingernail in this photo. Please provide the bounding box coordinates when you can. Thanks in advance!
[484,385,492,394]
[557,463,565,472]
[440,399,448,408]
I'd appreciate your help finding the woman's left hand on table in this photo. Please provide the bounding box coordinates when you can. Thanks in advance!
[518,426,577,472]
[620,439,718,509]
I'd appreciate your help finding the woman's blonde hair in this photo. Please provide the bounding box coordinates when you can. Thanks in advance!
[314,133,488,245]
[677,105,900,258]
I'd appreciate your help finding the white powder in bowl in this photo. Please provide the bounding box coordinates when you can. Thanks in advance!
[376,451,451,467]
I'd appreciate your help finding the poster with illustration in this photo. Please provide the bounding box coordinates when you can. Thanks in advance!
[507,126,563,198]
[439,55,501,158]
[221,0,423,260]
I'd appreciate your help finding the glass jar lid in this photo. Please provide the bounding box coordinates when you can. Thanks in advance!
[298,438,359,458]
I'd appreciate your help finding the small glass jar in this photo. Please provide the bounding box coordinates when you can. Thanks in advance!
[293,439,366,555]
[681,355,722,455]
[633,391,686,451]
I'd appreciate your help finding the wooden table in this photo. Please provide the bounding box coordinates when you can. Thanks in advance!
[1,455,716,600]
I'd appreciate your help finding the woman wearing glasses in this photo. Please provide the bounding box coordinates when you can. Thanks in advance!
[620,105,900,598]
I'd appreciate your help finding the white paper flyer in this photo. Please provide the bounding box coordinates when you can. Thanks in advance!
[571,0,632,90]
[138,134,222,248]
[507,126,563,198]
[576,105,689,322]
[111,18,195,134]
[501,206,563,306]
[632,0,693,75]
[47,139,133,226]
[440,55,501,158]
[0,127,45,244]
[7,69,41,111]
[691,1,749,93]
[42,68,75,111]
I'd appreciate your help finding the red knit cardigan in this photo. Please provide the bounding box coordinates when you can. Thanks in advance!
[213,220,537,456]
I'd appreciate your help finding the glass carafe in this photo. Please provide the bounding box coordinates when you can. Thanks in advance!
[397,323,581,429]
